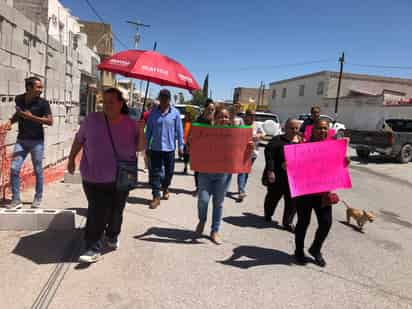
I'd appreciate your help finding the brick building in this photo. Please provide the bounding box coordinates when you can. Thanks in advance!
[233,87,271,111]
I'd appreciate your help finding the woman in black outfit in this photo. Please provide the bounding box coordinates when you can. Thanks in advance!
[263,118,301,232]
[294,118,349,267]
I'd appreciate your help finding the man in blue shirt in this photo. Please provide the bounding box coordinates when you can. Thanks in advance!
[146,89,184,209]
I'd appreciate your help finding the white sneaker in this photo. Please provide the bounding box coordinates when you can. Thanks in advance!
[31,198,41,209]
[106,237,120,250]
[78,249,101,263]
[6,199,22,209]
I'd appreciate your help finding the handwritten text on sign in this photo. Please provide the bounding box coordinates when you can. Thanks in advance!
[190,124,253,173]
[284,139,352,197]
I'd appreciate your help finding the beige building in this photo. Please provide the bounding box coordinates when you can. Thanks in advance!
[233,87,271,111]
[79,21,115,89]
[268,71,412,127]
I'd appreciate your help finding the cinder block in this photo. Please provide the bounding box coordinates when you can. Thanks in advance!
[0,209,37,230]
[0,209,75,230]
[37,210,75,230]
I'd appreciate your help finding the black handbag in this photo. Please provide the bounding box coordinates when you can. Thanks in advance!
[104,115,138,191]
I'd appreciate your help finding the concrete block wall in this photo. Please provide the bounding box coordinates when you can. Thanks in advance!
[0,2,86,200]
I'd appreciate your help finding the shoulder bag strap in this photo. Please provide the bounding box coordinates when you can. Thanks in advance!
[104,114,119,160]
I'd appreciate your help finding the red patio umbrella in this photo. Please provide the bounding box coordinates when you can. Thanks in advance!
[97,49,201,92]
[98,48,200,151]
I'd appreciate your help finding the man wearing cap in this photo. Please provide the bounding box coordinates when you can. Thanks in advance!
[146,89,184,209]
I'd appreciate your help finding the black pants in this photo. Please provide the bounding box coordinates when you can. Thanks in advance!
[183,145,190,168]
[194,172,199,189]
[83,182,129,250]
[295,195,332,255]
[264,181,296,226]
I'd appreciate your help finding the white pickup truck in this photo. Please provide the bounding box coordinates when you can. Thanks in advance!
[240,111,282,140]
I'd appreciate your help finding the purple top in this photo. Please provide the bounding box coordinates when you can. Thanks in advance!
[75,112,138,183]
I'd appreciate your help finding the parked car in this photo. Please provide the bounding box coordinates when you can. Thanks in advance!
[297,114,346,134]
[345,118,412,163]
[174,104,201,121]
[240,111,282,140]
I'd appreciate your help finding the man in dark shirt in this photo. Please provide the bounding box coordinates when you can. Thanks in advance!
[299,105,321,134]
[3,77,53,209]
[263,118,301,232]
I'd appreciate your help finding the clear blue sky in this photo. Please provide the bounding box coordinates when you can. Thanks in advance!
[62,0,412,100]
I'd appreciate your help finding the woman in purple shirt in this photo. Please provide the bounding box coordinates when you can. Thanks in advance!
[67,88,139,264]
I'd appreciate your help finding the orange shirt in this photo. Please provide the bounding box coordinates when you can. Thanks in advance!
[184,121,191,144]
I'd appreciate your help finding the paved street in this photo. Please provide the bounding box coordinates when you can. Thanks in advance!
[1,151,412,309]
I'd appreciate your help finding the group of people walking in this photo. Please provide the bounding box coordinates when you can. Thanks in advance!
[1,78,343,267]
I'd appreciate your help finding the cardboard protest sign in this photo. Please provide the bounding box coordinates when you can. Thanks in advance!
[303,125,336,142]
[284,139,352,197]
[189,123,253,173]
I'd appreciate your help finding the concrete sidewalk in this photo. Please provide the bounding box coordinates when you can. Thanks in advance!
[1,155,412,308]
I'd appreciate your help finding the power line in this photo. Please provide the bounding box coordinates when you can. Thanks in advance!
[193,58,336,73]
[84,0,129,50]
[347,63,412,70]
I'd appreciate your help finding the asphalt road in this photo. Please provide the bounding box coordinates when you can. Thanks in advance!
[1,151,412,309]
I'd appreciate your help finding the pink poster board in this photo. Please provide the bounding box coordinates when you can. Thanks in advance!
[284,139,352,197]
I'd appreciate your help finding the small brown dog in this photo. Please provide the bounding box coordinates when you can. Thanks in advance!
[343,200,376,231]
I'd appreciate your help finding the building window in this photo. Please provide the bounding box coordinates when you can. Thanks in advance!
[317,81,325,95]
[271,89,276,100]
[282,88,287,98]
[299,85,305,97]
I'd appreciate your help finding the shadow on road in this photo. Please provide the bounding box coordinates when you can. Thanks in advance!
[127,196,152,206]
[66,207,88,218]
[338,221,364,233]
[168,187,196,196]
[134,227,203,244]
[218,246,294,269]
[132,182,151,190]
[174,171,194,176]
[223,212,283,230]
[379,210,412,229]
[226,192,240,202]
[12,229,81,264]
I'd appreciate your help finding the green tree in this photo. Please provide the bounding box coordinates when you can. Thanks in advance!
[190,90,206,106]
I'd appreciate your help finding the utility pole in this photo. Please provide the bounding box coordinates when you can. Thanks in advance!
[334,52,345,115]
[261,82,265,108]
[126,20,151,49]
[256,82,261,108]
[126,20,150,107]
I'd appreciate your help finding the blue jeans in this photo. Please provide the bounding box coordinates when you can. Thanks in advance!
[225,158,256,194]
[150,150,175,198]
[198,173,228,232]
[237,157,257,193]
[11,140,44,201]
